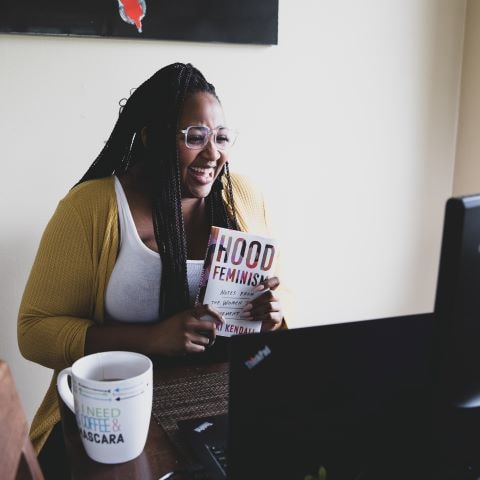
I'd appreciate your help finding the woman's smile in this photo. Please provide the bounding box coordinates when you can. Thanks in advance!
[188,165,216,185]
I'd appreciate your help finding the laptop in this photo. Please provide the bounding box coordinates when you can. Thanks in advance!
[178,313,448,480]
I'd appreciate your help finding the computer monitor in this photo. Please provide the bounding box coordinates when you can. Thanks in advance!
[434,193,480,407]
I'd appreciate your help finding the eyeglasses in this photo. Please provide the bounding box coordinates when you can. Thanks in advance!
[178,125,237,150]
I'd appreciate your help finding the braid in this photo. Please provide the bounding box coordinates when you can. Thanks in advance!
[224,162,239,229]
[77,62,239,320]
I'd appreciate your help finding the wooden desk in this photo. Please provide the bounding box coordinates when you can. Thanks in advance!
[60,359,229,480]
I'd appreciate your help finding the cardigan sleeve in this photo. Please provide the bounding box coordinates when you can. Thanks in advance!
[18,199,96,371]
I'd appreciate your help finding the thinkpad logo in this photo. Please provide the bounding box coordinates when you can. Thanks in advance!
[194,421,213,433]
[244,345,272,370]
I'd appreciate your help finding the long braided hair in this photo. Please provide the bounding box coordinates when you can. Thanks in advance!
[77,63,239,319]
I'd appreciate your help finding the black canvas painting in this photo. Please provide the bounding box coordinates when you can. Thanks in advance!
[0,0,278,45]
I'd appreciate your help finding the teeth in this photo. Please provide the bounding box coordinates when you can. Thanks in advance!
[190,167,213,174]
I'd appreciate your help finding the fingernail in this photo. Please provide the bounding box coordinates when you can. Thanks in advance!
[241,312,252,319]
[242,303,253,312]
[254,284,265,292]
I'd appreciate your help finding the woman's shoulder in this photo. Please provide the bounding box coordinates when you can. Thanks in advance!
[226,172,264,205]
[223,172,269,234]
[60,176,116,212]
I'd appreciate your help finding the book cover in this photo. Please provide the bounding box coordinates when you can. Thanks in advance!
[196,226,277,337]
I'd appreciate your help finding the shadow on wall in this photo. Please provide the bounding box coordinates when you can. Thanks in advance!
[405,1,466,313]
[0,235,52,423]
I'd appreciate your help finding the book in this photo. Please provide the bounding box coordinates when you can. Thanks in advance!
[196,226,277,337]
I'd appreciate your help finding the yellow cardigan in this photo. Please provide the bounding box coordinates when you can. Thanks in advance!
[18,173,292,453]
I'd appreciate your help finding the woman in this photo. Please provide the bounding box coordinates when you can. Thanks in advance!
[18,62,289,476]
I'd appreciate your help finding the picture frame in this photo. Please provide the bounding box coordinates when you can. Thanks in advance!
[0,0,279,45]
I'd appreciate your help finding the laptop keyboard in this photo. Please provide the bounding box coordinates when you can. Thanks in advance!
[205,443,228,477]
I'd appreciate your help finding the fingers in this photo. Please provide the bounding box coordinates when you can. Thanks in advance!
[189,320,218,348]
[162,307,224,356]
[191,318,220,332]
[188,305,225,347]
[260,313,284,332]
[193,304,225,326]
[251,301,282,317]
[186,332,212,352]
[241,290,280,317]
[254,289,279,305]
[241,302,283,330]
[187,343,207,353]
[240,285,283,331]
[254,276,280,293]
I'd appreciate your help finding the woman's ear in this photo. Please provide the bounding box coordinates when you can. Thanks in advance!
[141,126,148,147]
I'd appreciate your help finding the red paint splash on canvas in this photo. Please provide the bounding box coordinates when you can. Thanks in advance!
[118,0,147,33]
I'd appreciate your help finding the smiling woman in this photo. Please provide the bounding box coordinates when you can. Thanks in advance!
[17,62,291,477]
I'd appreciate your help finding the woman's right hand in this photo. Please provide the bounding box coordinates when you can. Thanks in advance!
[85,305,224,358]
[151,304,224,356]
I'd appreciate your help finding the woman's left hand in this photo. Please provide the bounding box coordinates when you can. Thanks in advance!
[241,276,284,331]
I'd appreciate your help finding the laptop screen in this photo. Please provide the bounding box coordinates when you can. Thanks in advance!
[227,314,436,480]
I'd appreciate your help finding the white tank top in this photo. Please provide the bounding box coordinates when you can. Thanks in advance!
[105,177,204,323]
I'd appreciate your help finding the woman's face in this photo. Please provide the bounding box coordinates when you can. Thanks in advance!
[177,92,229,199]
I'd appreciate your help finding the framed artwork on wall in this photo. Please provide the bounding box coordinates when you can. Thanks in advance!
[0,0,278,45]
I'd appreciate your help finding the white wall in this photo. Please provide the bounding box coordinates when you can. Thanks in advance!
[0,0,466,423]
[454,0,480,195]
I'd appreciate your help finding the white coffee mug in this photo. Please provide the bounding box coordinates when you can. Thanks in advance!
[57,351,153,464]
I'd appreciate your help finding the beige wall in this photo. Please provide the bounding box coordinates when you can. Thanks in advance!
[0,0,467,422]
[454,0,480,195]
